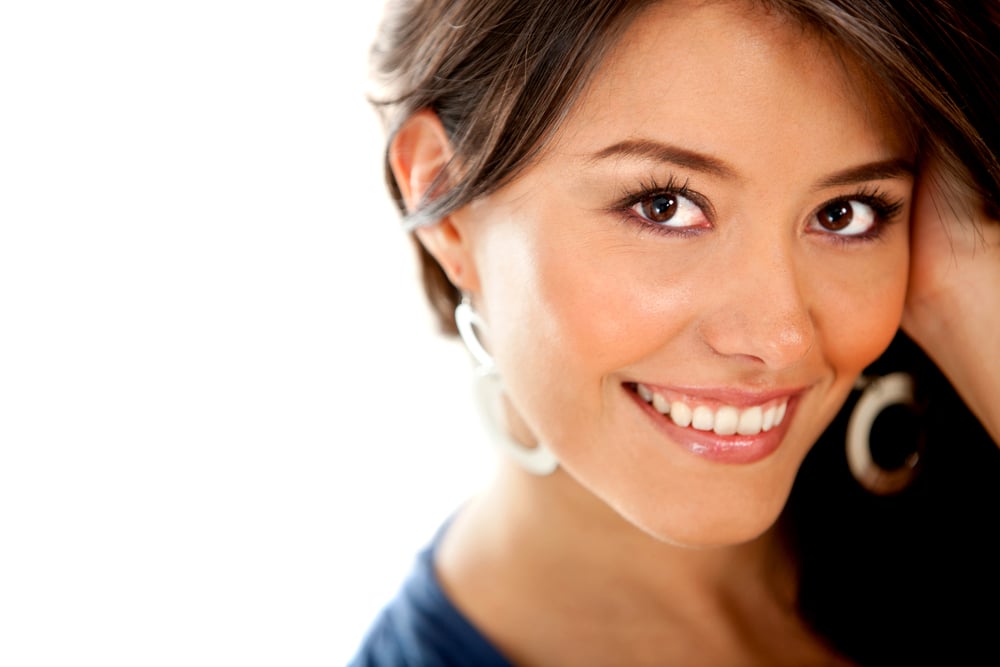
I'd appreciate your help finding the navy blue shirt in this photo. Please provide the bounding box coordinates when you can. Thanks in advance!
[348,530,512,667]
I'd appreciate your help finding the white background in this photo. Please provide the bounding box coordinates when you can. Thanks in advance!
[0,2,496,665]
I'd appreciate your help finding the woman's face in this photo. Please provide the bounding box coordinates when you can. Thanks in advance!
[453,1,913,546]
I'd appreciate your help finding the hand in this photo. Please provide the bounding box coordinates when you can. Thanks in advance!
[901,160,1000,443]
[903,162,1000,329]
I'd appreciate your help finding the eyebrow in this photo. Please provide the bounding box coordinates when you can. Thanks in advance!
[587,139,736,179]
[588,138,914,187]
[815,158,915,188]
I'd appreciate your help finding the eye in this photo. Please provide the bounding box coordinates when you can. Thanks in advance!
[811,198,878,236]
[631,191,708,228]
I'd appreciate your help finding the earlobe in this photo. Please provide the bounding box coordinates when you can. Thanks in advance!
[413,212,480,294]
[391,110,480,293]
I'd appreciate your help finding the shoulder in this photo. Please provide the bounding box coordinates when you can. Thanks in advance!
[348,536,511,667]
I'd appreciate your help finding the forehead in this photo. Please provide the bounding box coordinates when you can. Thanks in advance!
[551,0,911,167]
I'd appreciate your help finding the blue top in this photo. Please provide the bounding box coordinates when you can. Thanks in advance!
[347,528,512,667]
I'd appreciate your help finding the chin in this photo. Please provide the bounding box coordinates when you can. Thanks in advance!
[653,524,778,550]
[622,496,788,550]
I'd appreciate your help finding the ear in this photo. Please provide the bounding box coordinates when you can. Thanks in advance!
[389,109,480,292]
[390,109,451,213]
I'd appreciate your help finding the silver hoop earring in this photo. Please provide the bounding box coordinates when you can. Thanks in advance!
[454,296,558,476]
[846,372,922,495]
[454,297,495,374]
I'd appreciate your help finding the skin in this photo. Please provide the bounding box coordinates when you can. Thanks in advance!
[902,165,1000,443]
[413,1,913,546]
[390,1,996,664]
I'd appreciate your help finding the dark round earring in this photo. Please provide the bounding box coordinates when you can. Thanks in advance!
[846,372,923,495]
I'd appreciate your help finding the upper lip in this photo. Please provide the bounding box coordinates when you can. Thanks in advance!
[628,381,811,407]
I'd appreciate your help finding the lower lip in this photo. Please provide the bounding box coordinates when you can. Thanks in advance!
[626,386,797,464]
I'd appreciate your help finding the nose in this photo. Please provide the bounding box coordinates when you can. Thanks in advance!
[699,242,815,370]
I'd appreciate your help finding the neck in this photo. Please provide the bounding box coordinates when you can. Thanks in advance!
[435,460,808,665]
[452,459,796,599]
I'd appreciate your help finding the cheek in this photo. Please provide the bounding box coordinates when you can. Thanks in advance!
[479,220,696,435]
[812,246,909,374]
[512,232,696,376]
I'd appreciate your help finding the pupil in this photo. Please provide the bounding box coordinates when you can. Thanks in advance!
[645,195,677,222]
[821,202,853,230]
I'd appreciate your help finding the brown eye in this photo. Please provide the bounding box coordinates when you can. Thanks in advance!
[628,188,709,230]
[809,198,879,238]
[641,194,677,223]
[818,201,853,231]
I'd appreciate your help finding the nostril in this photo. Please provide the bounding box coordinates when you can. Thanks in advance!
[701,307,815,369]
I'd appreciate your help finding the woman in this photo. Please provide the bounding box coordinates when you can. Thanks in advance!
[352,0,1000,664]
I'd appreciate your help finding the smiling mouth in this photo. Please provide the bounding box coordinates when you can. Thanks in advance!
[625,382,789,437]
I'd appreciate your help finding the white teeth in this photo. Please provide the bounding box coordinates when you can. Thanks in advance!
[691,405,714,431]
[634,385,789,437]
[670,401,692,427]
[762,406,776,431]
[737,406,763,436]
[713,406,738,436]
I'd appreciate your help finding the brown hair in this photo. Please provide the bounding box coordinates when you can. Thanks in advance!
[368,0,999,333]
[368,0,656,332]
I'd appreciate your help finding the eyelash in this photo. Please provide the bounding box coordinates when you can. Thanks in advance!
[612,178,905,244]
[612,176,712,237]
[811,185,906,246]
